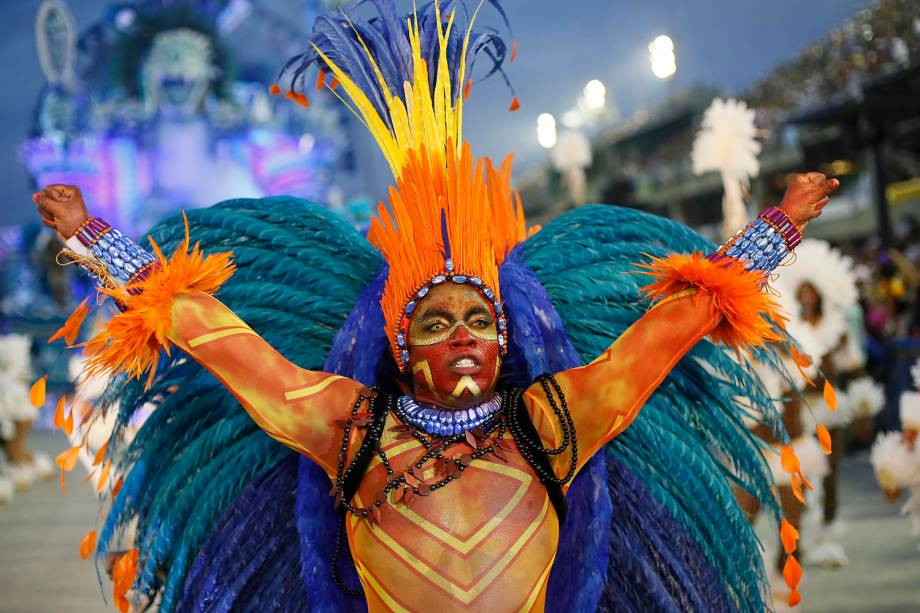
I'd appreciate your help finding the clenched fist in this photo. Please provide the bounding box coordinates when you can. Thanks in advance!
[33,184,90,240]
[779,172,839,232]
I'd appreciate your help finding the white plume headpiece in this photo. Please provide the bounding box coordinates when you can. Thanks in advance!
[870,431,920,492]
[901,391,920,431]
[772,239,858,357]
[844,376,886,419]
[692,98,762,238]
[691,98,761,183]
[0,334,32,380]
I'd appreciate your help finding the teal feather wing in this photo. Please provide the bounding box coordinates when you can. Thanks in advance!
[97,197,382,612]
[518,204,784,610]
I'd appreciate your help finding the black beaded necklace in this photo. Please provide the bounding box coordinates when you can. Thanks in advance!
[330,389,516,524]
[329,374,576,597]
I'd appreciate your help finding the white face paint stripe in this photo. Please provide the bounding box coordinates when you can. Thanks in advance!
[407,321,498,347]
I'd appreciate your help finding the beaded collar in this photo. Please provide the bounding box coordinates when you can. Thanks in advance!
[394,393,503,437]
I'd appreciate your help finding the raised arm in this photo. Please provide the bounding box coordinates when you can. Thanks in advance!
[524,173,839,479]
[35,185,364,475]
[166,291,365,474]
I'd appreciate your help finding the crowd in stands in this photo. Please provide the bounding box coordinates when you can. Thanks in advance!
[747,0,920,127]
[839,219,920,429]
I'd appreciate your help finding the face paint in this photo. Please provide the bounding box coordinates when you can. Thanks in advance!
[407,283,501,410]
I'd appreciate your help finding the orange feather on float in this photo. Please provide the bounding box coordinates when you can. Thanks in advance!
[112,549,140,613]
[780,444,800,473]
[53,395,67,431]
[780,518,799,554]
[783,554,803,591]
[62,400,74,436]
[789,344,812,368]
[93,441,108,466]
[56,445,81,471]
[823,379,838,411]
[112,476,124,499]
[790,473,805,503]
[789,344,815,386]
[96,459,111,493]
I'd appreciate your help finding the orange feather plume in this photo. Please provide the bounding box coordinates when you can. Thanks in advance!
[817,423,832,454]
[79,530,97,560]
[30,375,47,408]
[783,554,802,587]
[112,549,140,613]
[823,379,838,411]
[81,216,234,388]
[367,142,528,363]
[780,518,799,554]
[48,297,90,345]
[639,253,787,351]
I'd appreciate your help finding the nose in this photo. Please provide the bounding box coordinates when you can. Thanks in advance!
[448,325,477,348]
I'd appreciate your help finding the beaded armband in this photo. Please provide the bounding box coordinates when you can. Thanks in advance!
[72,218,157,285]
[710,207,802,276]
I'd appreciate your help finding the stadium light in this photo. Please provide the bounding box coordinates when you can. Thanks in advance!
[582,79,606,111]
[649,35,677,79]
[537,113,557,148]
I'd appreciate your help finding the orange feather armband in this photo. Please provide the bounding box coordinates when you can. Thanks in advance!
[639,252,786,351]
[54,218,235,388]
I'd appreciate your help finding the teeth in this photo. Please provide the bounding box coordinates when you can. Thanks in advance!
[454,358,475,368]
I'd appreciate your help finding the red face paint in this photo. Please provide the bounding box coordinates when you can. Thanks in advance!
[406,284,501,409]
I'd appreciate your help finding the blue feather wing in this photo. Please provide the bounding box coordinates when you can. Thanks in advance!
[99,197,383,612]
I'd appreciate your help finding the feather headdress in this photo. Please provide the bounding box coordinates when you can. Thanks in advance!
[276,0,526,367]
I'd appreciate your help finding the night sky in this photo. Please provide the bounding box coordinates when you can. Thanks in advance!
[0,0,869,226]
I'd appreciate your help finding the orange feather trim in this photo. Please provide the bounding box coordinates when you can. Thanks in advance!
[780,518,799,554]
[82,217,235,388]
[639,253,786,351]
[79,530,97,560]
[112,549,140,613]
[30,375,47,408]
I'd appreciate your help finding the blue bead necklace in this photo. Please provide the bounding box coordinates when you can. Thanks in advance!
[394,394,503,437]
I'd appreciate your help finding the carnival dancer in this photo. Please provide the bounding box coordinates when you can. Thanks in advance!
[0,333,55,495]
[34,2,839,611]
[773,240,861,568]
[871,361,920,550]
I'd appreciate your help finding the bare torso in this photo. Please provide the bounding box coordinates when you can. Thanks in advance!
[347,415,559,613]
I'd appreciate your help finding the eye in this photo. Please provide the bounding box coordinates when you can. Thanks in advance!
[470,318,491,329]
[427,321,447,332]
